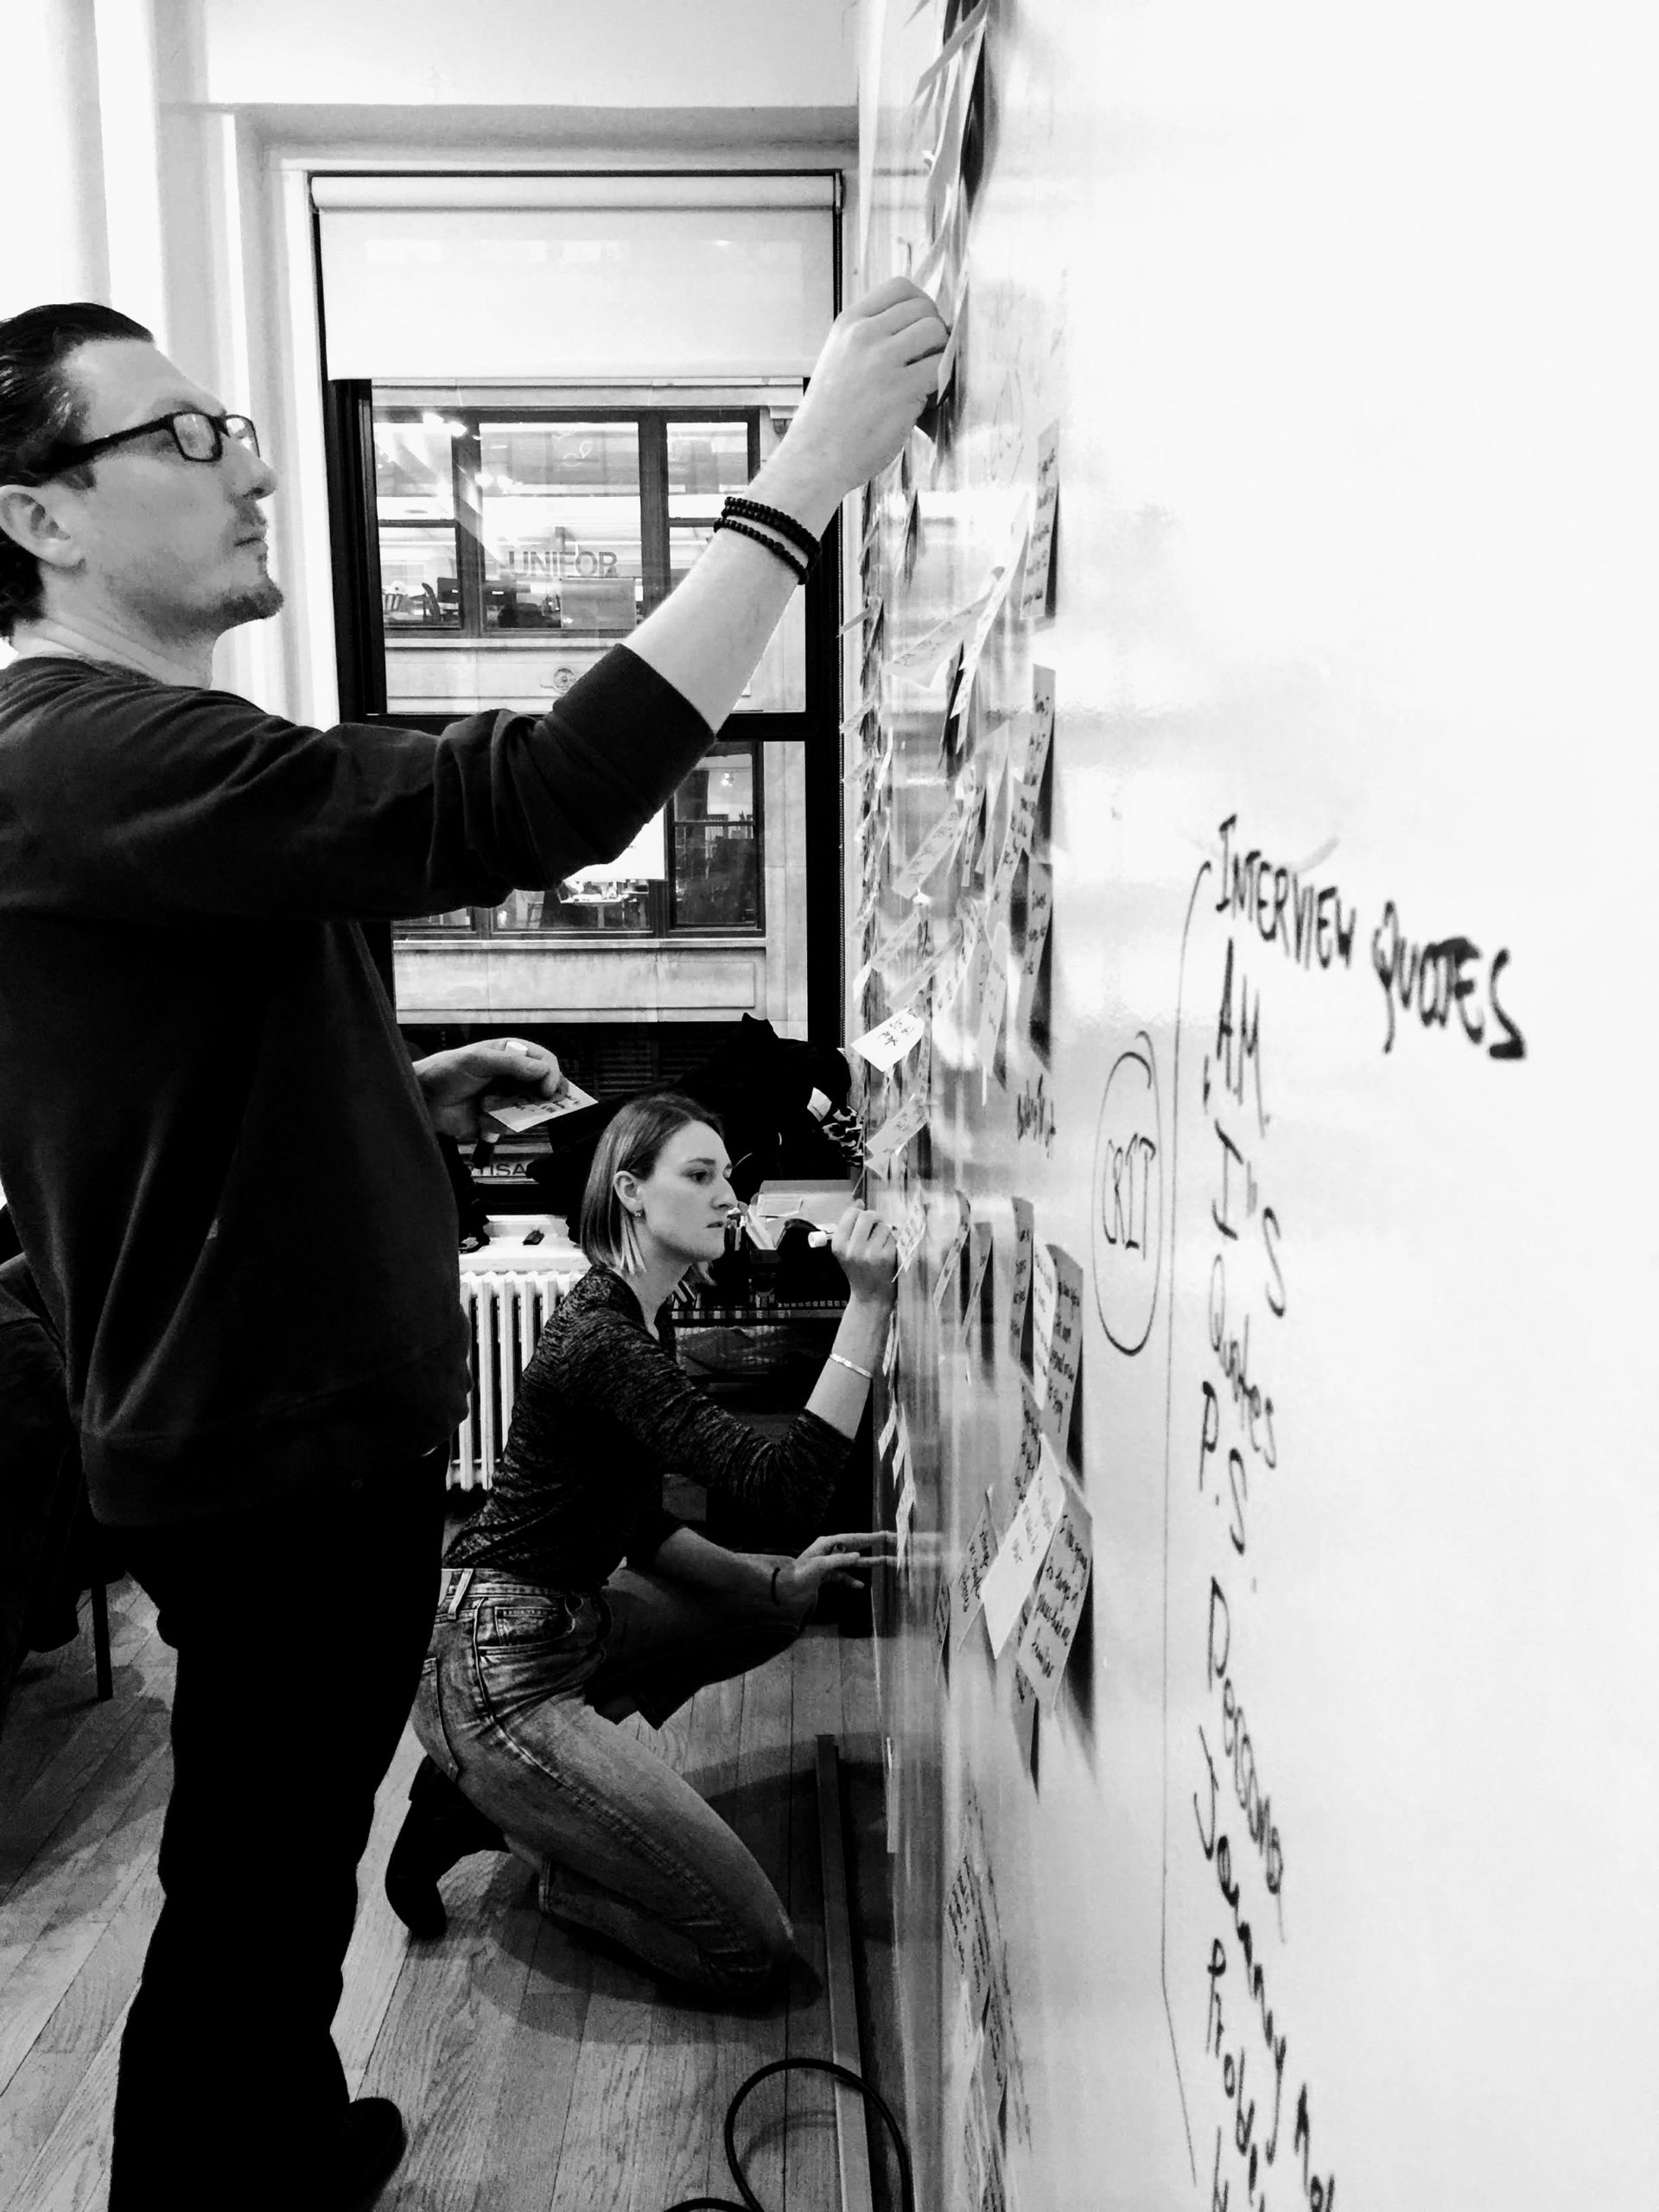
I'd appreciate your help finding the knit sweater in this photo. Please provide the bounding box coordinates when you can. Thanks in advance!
[0,646,710,1526]
[447,1264,849,1589]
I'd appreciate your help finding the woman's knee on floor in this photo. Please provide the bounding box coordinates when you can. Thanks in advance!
[697,1889,795,1999]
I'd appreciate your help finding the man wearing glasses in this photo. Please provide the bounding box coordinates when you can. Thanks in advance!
[0,290,945,2211]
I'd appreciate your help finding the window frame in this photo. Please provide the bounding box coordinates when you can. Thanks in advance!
[322,378,844,1026]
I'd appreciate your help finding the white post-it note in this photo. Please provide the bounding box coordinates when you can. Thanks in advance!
[1014,858,1054,1031]
[933,1192,973,1316]
[482,1078,597,1133]
[979,1444,1066,1656]
[954,1489,998,1646]
[961,1220,994,1335]
[1032,1241,1084,1444]
[850,1005,928,1073]
[1015,1478,1094,1711]
[896,1188,929,1272]
[866,1089,929,1163]
[1018,421,1059,622]
[976,920,1012,1065]
[1011,1380,1044,1501]
[1026,666,1055,793]
[1007,1198,1035,1356]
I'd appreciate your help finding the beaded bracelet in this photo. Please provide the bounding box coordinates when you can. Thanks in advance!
[713,511,810,586]
[720,494,823,575]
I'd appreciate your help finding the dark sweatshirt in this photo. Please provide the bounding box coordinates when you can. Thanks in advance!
[446,1263,849,1590]
[0,646,710,1527]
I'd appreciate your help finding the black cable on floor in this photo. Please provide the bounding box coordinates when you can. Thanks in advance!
[661,2054,915,2212]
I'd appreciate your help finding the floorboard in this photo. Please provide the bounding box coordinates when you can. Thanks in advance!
[0,1581,867,2211]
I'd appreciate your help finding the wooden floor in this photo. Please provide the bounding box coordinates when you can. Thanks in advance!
[0,1577,881,2211]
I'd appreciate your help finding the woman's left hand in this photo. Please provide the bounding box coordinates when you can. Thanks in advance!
[760,1530,895,1615]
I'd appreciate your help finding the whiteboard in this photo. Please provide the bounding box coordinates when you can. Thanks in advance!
[849,3,1659,2209]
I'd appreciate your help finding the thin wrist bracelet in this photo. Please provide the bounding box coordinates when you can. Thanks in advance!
[829,1351,874,1381]
[721,494,822,572]
[769,1564,784,1603]
[713,512,810,585]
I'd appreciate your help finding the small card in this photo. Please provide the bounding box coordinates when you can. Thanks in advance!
[979,1445,1066,1656]
[1010,1380,1043,1501]
[1014,858,1053,1031]
[954,1490,998,1646]
[1018,423,1059,622]
[1032,1242,1084,1444]
[850,1006,929,1073]
[932,1192,973,1316]
[1007,1198,1035,1355]
[895,1191,929,1274]
[976,920,1012,1066]
[1014,1478,1094,1710]
[482,1078,596,1133]
[961,1220,994,1333]
[866,1089,929,1163]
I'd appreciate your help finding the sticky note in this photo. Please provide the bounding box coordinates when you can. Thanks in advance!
[851,1006,929,1073]
[933,1192,973,1316]
[1015,1479,1094,1711]
[896,1190,929,1273]
[1026,666,1055,793]
[482,1079,596,1133]
[934,1572,954,1674]
[890,794,970,900]
[954,1490,998,1646]
[1007,1198,1035,1355]
[976,920,1012,1065]
[979,1445,1066,1656]
[1030,1240,1083,1443]
[1018,422,1059,622]
[1010,1381,1043,1501]
[1014,858,1053,1031]
[962,1220,994,1332]
[866,1089,928,1163]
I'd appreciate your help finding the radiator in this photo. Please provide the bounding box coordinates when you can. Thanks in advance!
[453,1268,583,1491]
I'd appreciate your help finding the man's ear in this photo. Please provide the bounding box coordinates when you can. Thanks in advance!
[0,484,83,578]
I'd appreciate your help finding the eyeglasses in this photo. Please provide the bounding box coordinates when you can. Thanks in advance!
[44,410,261,476]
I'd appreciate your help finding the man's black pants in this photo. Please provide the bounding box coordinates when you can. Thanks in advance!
[108,1451,447,2209]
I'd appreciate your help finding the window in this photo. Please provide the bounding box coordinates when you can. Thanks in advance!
[401,734,762,937]
[367,403,805,726]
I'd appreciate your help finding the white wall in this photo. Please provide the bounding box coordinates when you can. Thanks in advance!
[187,0,857,113]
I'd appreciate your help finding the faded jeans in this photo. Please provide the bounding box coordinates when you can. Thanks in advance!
[411,1563,802,1996]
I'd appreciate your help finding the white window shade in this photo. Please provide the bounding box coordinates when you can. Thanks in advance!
[315,176,837,383]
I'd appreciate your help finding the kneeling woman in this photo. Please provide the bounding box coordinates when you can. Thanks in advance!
[386,1092,895,1999]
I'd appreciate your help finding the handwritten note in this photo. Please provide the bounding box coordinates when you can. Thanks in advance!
[1031,1240,1084,1444]
[1018,422,1059,621]
[850,1005,928,1073]
[482,1078,597,1133]
[890,792,969,900]
[1007,1198,1034,1355]
[1026,665,1055,796]
[896,1188,929,1272]
[954,1490,998,1647]
[1014,857,1053,1031]
[1014,1478,1094,1710]
[976,919,1012,1070]
[933,1195,973,1316]
[962,1220,994,1332]
[866,1088,929,1164]
[1011,1379,1043,1501]
[979,1444,1066,1656]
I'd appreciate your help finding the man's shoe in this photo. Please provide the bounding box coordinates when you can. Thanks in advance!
[384,1756,505,1939]
[330,2097,406,2209]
